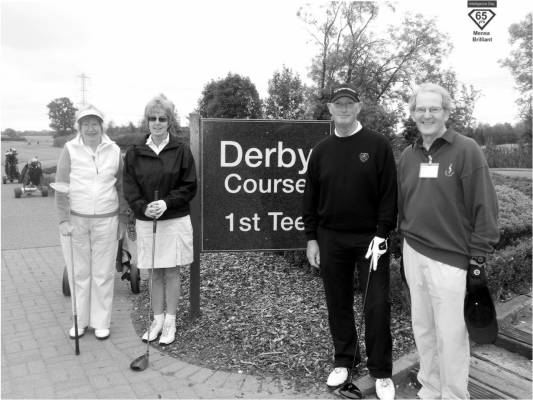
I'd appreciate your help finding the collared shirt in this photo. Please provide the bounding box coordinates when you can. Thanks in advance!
[334,121,362,138]
[146,134,169,155]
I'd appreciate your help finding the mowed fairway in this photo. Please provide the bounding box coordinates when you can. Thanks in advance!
[1,136,62,171]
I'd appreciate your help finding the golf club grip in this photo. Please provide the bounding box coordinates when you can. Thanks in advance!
[153,190,158,232]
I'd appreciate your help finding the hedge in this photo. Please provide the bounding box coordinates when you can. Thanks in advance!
[495,184,532,248]
[486,236,532,300]
[491,172,532,199]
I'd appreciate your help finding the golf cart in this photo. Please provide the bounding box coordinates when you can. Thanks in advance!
[3,148,20,184]
[14,157,48,198]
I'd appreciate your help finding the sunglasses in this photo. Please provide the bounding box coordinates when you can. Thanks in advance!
[148,116,168,123]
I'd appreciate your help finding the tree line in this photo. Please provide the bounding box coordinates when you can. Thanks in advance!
[13,4,529,149]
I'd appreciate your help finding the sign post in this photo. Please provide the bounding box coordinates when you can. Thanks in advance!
[188,113,201,318]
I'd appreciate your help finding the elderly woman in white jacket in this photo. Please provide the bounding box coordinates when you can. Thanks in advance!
[55,104,127,340]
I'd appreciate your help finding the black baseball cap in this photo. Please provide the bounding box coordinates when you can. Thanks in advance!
[329,84,360,103]
[464,286,498,344]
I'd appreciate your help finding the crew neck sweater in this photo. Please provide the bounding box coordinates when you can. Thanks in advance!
[302,127,397,244]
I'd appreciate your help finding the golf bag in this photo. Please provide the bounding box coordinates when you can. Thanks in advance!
[20,160,43,186]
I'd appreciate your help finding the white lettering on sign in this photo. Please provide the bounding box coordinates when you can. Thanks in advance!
[220,141,312,175]
[225,212,261,232]
[268,212,304,231]
[224,173,306,194]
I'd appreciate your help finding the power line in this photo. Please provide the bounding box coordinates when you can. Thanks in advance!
[78,73,89,106]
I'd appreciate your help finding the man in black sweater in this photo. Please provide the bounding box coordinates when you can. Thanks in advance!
[303,84,397,400]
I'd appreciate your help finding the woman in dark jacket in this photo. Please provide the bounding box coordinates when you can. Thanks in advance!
[123,94,197,345]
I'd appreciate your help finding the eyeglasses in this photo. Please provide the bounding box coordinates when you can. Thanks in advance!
[414,107,444,115]
[148,116,168,123]
[332,101,357,109]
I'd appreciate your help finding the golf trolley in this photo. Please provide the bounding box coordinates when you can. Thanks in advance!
[62,229,140,296]
[3,148,20,184]
[14,158,48,198]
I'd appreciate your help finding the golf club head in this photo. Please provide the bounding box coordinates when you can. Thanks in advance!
[338,382,363,399]
[130,353,149,371]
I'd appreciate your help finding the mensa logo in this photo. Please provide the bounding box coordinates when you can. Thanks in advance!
[468,9,496,30]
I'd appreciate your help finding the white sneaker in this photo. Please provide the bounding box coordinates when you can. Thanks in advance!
[376,378,395,400]
[142,319,163,342]
[69,325,86,339]
[326,367,348,388]
[159,321,176,345]
[95,328,110,340]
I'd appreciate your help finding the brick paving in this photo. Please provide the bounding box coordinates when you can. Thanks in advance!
[1,188,325,399]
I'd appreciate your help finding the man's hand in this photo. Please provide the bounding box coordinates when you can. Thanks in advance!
[467,258,488,291]
[365,236,387,271]
[59,221,73,236]
[306,240,320,269]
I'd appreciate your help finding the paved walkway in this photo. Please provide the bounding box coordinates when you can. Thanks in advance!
[0,188,325,399]
[1,246,318,399]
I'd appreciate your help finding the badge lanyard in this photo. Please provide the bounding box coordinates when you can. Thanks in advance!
[419,155,439,178]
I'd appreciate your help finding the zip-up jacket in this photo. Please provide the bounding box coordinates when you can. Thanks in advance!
[55,133,127,223]
[398,128,499,269]
[123,134,197,221]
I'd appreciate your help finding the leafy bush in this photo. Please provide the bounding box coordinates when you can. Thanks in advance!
[491,172,532,198]
[495,184,532,248]
[110,132,146,150]
[486,236,532,300]
[42,166,57,175]
[483,143,532,168]
[53,133,75,148]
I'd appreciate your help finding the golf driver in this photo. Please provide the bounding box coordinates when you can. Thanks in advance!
[338,258,374,399]
[51,182,80,356]
[130,190,158,372]
[69,236,80,355]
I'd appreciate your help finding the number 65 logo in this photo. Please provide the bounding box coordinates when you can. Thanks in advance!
[468,9,496,30]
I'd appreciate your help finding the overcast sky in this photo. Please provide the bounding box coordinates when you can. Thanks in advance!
[1,0,531,131]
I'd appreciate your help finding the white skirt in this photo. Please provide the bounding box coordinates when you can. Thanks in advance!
[135,215,193,269]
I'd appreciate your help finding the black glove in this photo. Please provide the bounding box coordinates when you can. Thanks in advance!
[467,261,487,291]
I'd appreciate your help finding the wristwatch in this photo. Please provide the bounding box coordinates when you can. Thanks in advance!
[470,255,486,264]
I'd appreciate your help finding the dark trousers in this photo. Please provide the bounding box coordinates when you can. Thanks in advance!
[318,227,393,378]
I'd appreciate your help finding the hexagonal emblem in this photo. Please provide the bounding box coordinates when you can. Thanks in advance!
[468,9,496,30]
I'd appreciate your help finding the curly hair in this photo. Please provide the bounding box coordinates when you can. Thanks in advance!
[142,94,180,135]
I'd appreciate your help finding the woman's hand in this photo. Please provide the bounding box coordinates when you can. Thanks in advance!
[59,221,73,236]
[144,200,167,219]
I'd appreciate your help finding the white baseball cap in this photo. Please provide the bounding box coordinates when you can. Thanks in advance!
[76,104,104,124]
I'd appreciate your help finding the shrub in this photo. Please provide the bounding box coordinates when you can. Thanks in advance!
[53,134,75,147]
[483,144,532,168]
[495,185,532,248]
[491,172,532,198]
[42,166,57,175]
[486,236,532,300]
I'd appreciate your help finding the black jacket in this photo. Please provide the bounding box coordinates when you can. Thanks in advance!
[123,134,197,221]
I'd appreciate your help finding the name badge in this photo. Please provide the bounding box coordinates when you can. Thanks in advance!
[419,163,439,178]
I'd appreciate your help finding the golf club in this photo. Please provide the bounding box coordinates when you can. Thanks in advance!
[130,190,158,372]
[338,258,374,399]
[51,182,80,355]
[69,235,80,356]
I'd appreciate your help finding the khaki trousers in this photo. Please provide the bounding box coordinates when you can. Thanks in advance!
[61,215,118,329]
[403,239,470,400]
